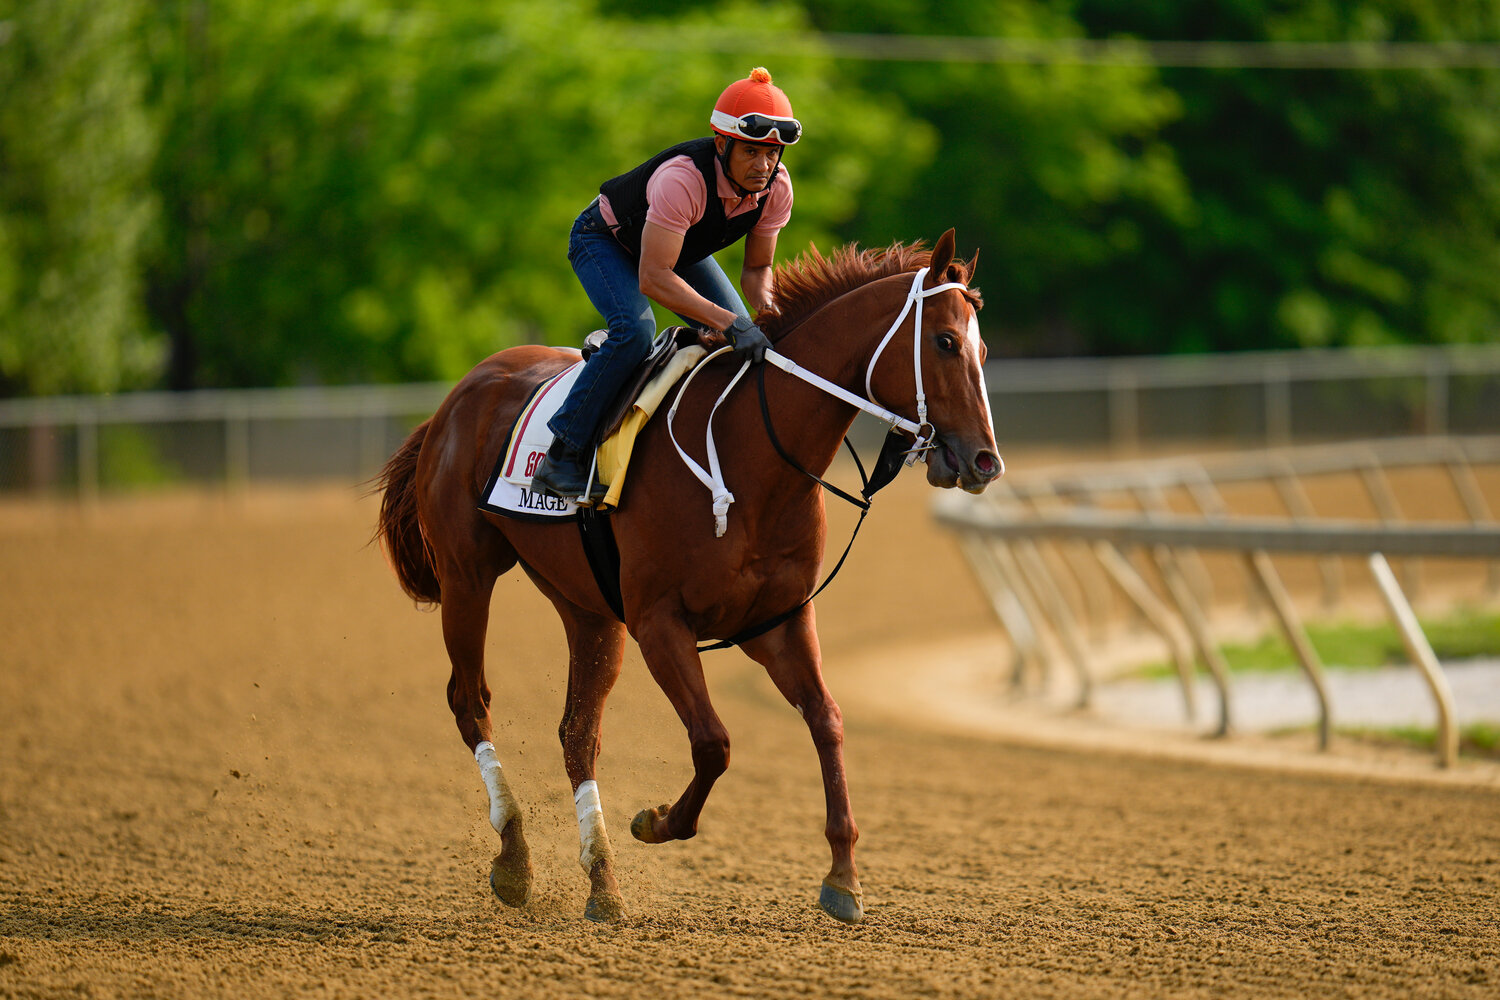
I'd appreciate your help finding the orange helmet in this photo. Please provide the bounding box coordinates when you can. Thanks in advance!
[710,67,801,145]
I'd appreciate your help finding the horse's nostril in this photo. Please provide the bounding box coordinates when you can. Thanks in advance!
[976,453,1000,477]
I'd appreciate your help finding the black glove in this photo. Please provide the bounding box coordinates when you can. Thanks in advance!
[723,314,771,364]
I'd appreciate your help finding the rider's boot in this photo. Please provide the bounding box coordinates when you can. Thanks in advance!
[531,441,594,499]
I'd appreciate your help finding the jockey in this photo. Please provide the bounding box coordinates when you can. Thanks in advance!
[531,67,799,499]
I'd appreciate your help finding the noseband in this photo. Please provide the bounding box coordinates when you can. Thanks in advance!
[667,266,973,537]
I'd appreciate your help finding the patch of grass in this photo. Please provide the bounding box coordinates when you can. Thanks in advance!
[1421,609,1500,661]
[1269,721,1500,760]
[1132,607,1500,678]
[1335,722,1500,761]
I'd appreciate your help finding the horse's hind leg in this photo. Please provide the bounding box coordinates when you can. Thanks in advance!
[441,567,533,908]
[742,608,864,924]
[553,602,628,922]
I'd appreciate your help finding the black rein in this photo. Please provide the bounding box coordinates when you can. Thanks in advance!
[695,362,908,652]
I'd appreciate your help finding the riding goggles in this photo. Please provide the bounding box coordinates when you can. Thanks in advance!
[710,110,802,145]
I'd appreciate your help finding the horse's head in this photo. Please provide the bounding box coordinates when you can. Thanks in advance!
[869,229,1003,494]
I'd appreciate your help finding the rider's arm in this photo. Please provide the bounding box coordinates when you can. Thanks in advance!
[638,222,740,332]
[740,230,777,315]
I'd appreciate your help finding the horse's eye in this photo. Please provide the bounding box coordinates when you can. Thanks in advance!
[936,332,959,354]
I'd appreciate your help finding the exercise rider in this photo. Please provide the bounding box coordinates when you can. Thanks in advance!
[531,67,800,499]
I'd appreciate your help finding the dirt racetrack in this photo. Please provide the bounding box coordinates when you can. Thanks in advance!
[3,462,1499,999]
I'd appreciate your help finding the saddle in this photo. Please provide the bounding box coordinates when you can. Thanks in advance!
[583,326,726,447]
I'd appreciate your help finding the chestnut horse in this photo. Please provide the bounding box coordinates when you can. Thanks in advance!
[374,229,1002,924]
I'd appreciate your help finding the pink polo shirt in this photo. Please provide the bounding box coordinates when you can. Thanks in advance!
[598,155,793,244]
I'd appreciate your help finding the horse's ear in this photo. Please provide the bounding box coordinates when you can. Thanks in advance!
[965,247,979,282]
[925,229,956,288]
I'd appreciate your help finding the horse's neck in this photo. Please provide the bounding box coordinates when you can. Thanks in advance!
[786,270,915,385]
[764,276,911,470]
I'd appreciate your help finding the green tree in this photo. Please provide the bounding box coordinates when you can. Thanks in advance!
[1070,0,1500,353]
[798,0,1193,357]
[141,0,930,389]
[0,0,161,395]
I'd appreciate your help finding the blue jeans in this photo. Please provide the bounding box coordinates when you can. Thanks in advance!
[546,201,750,453]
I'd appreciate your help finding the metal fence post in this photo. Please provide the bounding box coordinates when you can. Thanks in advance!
[990,540,1057,695]
[1108,368,1139,455]
[1360,454,1418,596]
[225,404,250,493]
[1368,553,1458,768]
[957,534,1041,692]
[1091,540,1199,723]
[1266,365,1292,446]
[1273,460,1344,608]
[1443,441,1500,597]
[78,411,98,505]
[1426,354,1449,437]
[1245,550,1332,750]
[1014,539,1094,708]
[1148,544,1233,737]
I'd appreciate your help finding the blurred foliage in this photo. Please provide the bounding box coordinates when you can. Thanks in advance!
[1071,0,1500,354]
[137,0,922,389]
[0,0,163,394]
[1,0,1499,393]
[98,425,183,487]
[798,0,1193,357]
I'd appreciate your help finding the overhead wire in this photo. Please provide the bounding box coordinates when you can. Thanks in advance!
[617,28,1500,70]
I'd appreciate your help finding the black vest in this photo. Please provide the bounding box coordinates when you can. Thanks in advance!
[598,138,771,265]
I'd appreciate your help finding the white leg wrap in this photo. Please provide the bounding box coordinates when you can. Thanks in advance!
[573,779,608,874]
[474,741,520,836]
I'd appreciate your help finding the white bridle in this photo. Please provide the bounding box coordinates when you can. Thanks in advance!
[863,265,972,456]
[668,266,973,536]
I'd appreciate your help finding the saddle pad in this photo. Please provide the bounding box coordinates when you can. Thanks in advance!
[480,360,586,521]
[479,344,707,520]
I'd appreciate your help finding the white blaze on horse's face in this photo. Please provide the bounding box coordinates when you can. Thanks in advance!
[920,292,1003,492]
[965,305,996,434]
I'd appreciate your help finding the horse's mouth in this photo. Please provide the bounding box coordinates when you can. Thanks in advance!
[926,435,1003,493]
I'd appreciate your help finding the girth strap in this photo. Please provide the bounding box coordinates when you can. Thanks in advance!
[571,371,900,639]
[576,506,625,622]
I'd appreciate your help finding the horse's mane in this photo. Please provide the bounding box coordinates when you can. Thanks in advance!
[758,240,980,339]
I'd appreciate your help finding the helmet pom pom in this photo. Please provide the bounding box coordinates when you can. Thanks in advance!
[748,67,773,84]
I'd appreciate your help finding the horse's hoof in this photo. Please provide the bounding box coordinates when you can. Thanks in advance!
[584,891,626,923]
[630,804,670,844]
[489,853,532,908]
[818,879,864,924]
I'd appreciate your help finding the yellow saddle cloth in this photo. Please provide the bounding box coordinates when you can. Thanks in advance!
[589,345,706,510]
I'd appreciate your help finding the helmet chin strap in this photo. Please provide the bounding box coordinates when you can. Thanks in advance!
[717,137,783,198]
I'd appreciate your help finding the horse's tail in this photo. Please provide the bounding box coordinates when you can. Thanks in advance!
[372,419,442,606]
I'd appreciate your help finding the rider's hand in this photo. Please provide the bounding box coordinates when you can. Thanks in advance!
[723,314,771,364]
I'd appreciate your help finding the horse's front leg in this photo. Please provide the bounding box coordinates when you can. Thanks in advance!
[630,618,731,845]
[743,606,863,924]
[555,604,628,923]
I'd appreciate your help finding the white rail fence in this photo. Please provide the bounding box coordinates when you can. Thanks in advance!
[933,436,1500,767]
[0,383,450,498]
[3,344,1500,496]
